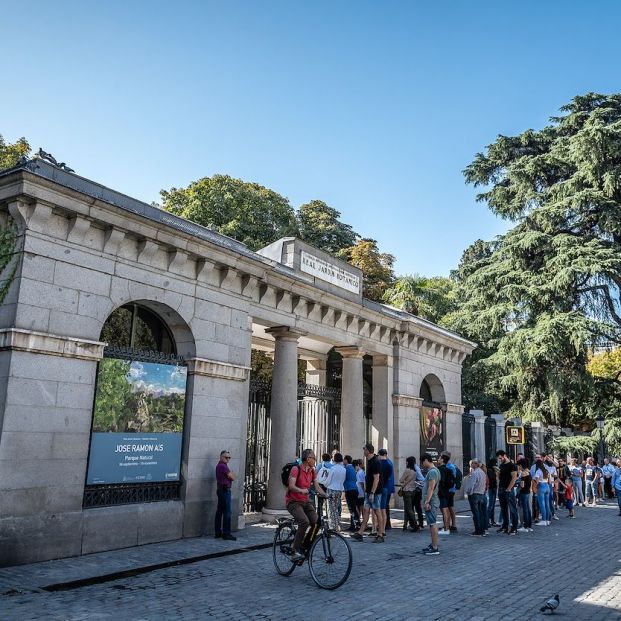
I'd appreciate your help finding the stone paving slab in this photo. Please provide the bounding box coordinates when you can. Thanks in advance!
[4,500,620,620]
[0,499,472,594]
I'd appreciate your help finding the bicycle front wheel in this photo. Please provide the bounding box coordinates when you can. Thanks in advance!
[308,530,352,590]
[272,523,297,576]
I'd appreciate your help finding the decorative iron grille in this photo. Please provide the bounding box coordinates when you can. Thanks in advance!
[484,416,497,464]
[103,345,184,364]
[462,412,476,472]
[363,390,373,445]
[83,481,181,508]
[297,383,341,457]
[244,379,272,513]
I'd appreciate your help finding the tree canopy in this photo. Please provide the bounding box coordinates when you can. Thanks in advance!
[160,174,298,251]
[296,199,359,256]
[0,134,30,170]
[382,274,456,324]
[337,238,395,302]
[450,92,621,426]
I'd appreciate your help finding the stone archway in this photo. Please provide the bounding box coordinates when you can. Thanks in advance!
[420,373,446,404]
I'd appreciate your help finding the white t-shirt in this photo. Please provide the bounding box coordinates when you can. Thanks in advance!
[324,463,346,491]
[533,468,548,484]
[356,469,366,497]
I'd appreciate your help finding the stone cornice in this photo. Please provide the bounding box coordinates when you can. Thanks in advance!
[0,171,475,359]
[392,394,424,408]
[0,328,105,361]
[186,357,250,381]
[445,403,466,414]
[334,345,365,359]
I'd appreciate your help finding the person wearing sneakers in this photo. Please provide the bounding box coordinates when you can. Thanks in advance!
[563,478,575,518]
[351,443,384,543]
[517,458,532,533]
[496,450,519,535]
[465,459,487,536]
[533,458,551,526]
[421,453,441,555]
[569,458,585,507]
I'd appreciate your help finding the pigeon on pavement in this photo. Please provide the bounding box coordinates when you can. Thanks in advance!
[540,594,560,613]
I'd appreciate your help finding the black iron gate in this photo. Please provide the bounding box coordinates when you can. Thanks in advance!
[243,380,342,513]
[462,412,476,472]
[297,384,341,458]
[244,379,272,513]
[524,423,535,463]
[363,390,373,445]
[484,416,497,465]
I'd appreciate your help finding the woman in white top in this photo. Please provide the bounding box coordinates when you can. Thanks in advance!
[533,459,551,525]
[324,452,346,530]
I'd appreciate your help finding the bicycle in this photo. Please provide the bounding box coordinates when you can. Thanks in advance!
[272,503,353,589]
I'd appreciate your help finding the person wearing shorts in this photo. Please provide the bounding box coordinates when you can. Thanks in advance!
[421,453,441,555]
[351,443,384,543]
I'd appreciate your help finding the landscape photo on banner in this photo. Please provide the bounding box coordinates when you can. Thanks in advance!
[86,358,187,485]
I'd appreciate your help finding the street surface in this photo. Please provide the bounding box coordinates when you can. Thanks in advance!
[2,501,620,620]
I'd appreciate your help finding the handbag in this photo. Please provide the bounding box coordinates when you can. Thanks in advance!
[397,487,404,497]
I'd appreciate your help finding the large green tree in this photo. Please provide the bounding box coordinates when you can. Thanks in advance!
[296,199,359,256]
[160,174,298,251]
[450,93,621,424]
[0,134,30,170]
[382,274,456,324]
[337,238,395,302]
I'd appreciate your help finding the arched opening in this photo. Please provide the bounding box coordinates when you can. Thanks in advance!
[419,374,446,460]
[419,373,446,404]
[84,302,194,508]
[100,303,176,354]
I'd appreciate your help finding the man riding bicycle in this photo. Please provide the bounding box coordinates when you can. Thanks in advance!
[286,448,327,562]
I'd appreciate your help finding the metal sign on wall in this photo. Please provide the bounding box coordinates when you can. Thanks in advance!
[505,425,525,445]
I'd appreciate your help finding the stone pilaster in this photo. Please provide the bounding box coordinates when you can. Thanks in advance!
[305,357,327,387]
[471,409,486,463]
[263,327,303,518]
[335,346,365,460]
[492,414,506,454]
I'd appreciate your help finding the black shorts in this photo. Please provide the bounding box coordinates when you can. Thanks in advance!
[439,492,455,509]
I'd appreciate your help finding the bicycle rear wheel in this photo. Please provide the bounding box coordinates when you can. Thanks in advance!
[272,523,297,576]
[308,530,352,590]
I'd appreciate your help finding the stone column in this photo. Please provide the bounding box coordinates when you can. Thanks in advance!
[372,354,393,455]
[305,357,327,387]
[492,414,506,454]
[335,346,365,460]
[530,422,545,456]
[263,327,303,518]
[471,409,486,463]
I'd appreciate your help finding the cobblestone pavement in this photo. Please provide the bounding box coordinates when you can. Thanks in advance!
[2,501,620,620]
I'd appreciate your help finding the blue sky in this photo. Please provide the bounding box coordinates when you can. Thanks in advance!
[126,361,187,396]
[3,1,621,275]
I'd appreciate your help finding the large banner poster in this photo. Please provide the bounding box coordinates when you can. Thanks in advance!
[420,405,445,461]
[86,358,187,485]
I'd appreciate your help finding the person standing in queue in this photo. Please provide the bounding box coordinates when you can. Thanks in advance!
[351,443,384,543]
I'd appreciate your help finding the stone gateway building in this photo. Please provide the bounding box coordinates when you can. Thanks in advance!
[0,157,475,566]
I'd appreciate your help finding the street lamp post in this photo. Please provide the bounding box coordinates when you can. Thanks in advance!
[595,415,605,464]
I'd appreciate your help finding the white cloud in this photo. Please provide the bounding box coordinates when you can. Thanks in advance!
[128,362,147,380]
